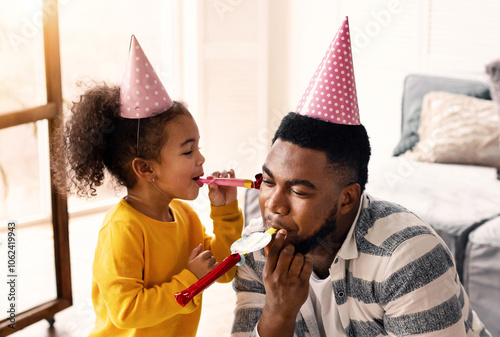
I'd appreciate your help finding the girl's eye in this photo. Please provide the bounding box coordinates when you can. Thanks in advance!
[184,147,201,155]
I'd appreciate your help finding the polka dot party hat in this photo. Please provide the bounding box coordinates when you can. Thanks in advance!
[119,35,173,119]
[295,17,360,125]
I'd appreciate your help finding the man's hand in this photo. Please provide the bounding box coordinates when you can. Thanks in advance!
[258,229,314,337]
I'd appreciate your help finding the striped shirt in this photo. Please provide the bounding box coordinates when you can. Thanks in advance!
[231,193,491,337]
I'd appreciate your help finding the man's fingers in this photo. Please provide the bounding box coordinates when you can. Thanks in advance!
[300,256,314,281]
[263,245,270,257]
[264,229,287,272]
[288,253,305,278]
[275,244,295,276]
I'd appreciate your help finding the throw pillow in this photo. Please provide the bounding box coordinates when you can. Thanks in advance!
[393,75,491,156]
[403,91,500,167]
[486,59,500,115]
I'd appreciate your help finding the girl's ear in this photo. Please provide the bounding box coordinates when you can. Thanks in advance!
[339,183,361,215]
[131,157,155,182]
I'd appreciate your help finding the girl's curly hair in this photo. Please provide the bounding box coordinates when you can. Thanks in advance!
[52,83,188,198]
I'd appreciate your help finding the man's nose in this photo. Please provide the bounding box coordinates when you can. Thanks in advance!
[265,187,289,216]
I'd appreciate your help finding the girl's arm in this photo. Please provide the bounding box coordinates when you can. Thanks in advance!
[93,221,202,329]
[204,200,243,283]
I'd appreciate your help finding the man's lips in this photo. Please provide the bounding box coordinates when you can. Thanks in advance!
[265,215,285,229]
[264,220,294,236]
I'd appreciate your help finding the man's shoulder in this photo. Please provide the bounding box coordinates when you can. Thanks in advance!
[358,193,431,230]
[355,193,438,257]
[360,194,413,221]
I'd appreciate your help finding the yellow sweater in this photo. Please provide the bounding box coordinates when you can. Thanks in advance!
[89,199,243,337]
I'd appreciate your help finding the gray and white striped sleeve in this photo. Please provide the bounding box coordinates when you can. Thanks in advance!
[380,233,487,336]
[231,251,266,337]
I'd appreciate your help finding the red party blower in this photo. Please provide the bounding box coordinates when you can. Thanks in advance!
[175,227,277,306]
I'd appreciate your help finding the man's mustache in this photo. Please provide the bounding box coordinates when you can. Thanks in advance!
[264,215,287,230]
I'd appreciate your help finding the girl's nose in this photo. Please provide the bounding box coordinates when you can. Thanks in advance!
[198,151,205,166]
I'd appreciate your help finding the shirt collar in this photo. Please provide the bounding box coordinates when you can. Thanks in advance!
[336,192,367,261]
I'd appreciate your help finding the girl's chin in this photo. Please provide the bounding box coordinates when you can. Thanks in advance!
[185,185,200,200]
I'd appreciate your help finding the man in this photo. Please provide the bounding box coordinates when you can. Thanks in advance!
[231,17,491,337]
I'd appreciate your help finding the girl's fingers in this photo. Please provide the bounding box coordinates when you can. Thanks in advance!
[207,169,235,180]
[188,244,203,260]
[197,250,214,260]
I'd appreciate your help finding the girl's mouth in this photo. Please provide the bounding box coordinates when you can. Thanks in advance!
[193,177,203,187]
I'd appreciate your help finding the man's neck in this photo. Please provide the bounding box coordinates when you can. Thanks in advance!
[310,251,338,279]
[308,196,362,279]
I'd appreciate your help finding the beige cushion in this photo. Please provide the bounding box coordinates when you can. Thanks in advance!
[404,91,500,167]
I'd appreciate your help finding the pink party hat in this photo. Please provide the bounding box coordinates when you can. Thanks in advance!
[119,35,173,118]
[295,17,360,125]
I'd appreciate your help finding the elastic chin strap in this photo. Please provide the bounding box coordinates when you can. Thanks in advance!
[136,119,141,157]
[151,177,169,198]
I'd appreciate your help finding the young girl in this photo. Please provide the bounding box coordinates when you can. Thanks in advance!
[53,36,243,336]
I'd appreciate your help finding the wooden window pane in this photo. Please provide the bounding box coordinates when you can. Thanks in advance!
[58,0,180,210]
[0,121,51,222]
[0,223,58,320]
[0,0,48,115]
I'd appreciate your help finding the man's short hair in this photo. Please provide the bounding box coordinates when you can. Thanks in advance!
[272,112,371,191]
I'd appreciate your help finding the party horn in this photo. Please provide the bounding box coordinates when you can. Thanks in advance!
[175,227,277,306]
[197,173,262,189]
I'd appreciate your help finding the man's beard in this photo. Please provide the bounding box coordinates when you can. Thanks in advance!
[292,205,338,255]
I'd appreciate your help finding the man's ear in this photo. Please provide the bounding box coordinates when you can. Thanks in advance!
[339,183,361,215]
[131,157,155,182]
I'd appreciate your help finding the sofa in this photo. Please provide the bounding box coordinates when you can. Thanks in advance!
[243,74,500,336]
[367,74,500,336]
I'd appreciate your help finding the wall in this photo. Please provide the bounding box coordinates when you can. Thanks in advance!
[195,0,500,226]
[288,0,500,165]
[5,0,499,224]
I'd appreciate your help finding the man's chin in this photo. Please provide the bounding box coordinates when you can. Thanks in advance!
[293,239,315,255]
[280,233,311,254]
[292,216,337,255]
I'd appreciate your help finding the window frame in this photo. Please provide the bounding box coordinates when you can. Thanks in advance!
[0,0,72,334]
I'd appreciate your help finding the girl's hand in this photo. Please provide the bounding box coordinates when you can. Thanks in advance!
[207,169,237,207]
[187,244,218,280]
